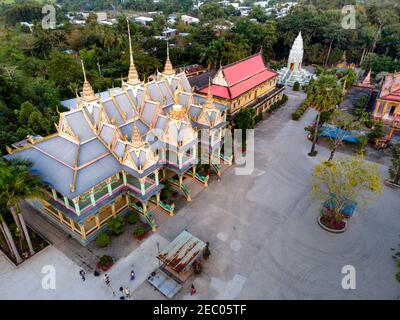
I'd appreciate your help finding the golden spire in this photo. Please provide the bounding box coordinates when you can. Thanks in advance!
[80,59,96,102]
[203,78,214,109]
[131,120,145,148]
[174,90,180,105]
[163,40,175,76]
[126,17,140,86]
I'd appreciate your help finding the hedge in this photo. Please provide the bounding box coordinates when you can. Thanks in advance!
[291,101,308,121]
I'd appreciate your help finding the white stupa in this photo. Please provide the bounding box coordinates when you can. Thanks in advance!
[277,32,315,87]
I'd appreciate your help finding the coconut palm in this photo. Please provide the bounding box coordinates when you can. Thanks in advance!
[0,159,45,257]
[305,74,343,157]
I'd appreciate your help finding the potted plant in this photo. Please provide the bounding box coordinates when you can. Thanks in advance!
[193,260,202,274]
[133,224,148,240]
[97,255,113,271]
[107,216,125,235]
[203,242,211,260]
[96,232,110,248]
[126,212,139,225]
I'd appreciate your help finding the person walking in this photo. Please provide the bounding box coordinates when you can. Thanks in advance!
[191,284,196,296]
[130,270,135,281]
[79,269,86,281]
[104,273,110,286]
[124,287,131,299]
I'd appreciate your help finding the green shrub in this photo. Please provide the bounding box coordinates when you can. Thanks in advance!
[396,272,400,283]
[107,216,125,235]
[133,225,147,238]
[291,102,308,121]
[97,255,113,271]
[293,81,300,91]
[126,212,139,224]
[255,114,262,123]
[96,232,110,247]
[367,120,384,142]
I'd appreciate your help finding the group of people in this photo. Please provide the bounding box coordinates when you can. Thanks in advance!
[79,268,136,299]
[79,268,197,298]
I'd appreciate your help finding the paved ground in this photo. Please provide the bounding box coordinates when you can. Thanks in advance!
[1,87,399,299]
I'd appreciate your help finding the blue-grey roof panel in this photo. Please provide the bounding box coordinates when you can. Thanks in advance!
[78,139,109,167]
[65,110,95,141]
[5,147,75,197]
[103,100,125,125]
[34,136,78,167]
[74,154,121,196]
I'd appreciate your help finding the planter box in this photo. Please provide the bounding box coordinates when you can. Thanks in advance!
[384,179,400,189]
[318,216,348,234]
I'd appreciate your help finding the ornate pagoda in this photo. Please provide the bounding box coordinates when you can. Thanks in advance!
[5,25,229,245]
[277,32,315,87]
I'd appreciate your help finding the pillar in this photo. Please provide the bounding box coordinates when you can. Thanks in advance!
[74,201,81,216]
[95,215,100,229]
[57,210,63,223]
[383,102,389,116]
[51,188,57,200]
[80,225,86,239]
[192,166,196,178]
[178,153,183,169]
[63,196,71,209]
[156,193,160,205]
[111,203,116,217]
[122,171,127,185]
[179,175,183,186]
[90,192,96,207]
[155,171,159,186]
[140,179,146,196]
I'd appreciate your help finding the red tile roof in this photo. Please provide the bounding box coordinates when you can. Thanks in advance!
[381,88,400,102]
[199,53,277,100]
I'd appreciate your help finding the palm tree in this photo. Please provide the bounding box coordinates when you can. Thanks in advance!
[306,74,343,157]
[0,212,22,264]
[0,159,45,257]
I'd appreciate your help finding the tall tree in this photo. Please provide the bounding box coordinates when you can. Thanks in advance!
[389,144,400,186]
[0,159,45,256]
[305,74,343,157]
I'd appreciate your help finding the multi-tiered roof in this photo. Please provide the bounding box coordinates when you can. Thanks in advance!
[6,24,227,201]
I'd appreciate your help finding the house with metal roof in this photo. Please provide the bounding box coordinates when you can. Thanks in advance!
[5,22,229,245]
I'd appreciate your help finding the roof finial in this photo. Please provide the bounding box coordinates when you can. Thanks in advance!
[131,119,144,148]
[163,40,175,76]
[204,77,214,109]
[125,17,140,86]
[80,59,96,102]
[81,59,87,82]
[127,17,133,66]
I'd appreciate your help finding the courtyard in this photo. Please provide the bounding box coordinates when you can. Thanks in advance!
[1,88,399,299]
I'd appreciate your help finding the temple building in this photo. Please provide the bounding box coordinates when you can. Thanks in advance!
[373,72,400,139]
[277,32,315,87]
[336,51,356,71]
[5,23,229,245]
[190,52,285,119]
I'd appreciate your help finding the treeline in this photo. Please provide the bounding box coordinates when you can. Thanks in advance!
[0,0,399,153]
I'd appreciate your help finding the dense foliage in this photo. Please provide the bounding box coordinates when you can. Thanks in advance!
[0,0,399,153]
